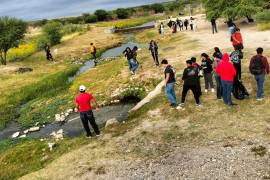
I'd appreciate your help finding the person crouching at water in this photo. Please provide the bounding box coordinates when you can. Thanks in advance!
[75,85,100,138]
[161,59,178,108]
[180,60,201,107]
[149,40,159,66]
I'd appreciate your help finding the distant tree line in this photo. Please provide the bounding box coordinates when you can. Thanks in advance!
[30,1,202,27]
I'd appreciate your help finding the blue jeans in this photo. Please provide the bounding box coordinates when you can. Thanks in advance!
[215,75,222,99]
[127,59,132,70]
[228,26,235,41]
[255,74,265,98]
[221,80,233,105]
[130,59,138,73]
[166,82,177,105]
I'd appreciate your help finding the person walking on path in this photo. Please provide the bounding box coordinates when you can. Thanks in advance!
[159,22,165,34]
[45,44,53,61]
[161,59,178,108]
[226,19,236,41]
[249,47,269,101]
[184,19,189,30]
[201,53,214,93]
[216,53,237,106]
[190,17,194,31]
[212,47,223,99]
[232,28,244,52]
[180,60,201,107]
[230,48,243,80]
[123,47,133,72]
[211,18,218,34]
[191,57,202,96]
[149,40,159,66]
[130,46,139,75]
[75,85,100,138]
[90,43,97,65]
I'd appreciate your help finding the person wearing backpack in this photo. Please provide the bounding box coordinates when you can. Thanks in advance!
[249,47,269,100]
[180,60,201,107]
[161,59,178,108]
[191,57,202,96]
[212,47,223,99]
[201,53,215,93]
[216,53,237,106]
[230,49,243,80]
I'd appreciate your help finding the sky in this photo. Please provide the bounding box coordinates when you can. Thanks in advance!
[0,0,170,21]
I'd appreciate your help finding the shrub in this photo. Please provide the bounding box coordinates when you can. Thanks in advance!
[256,10,270,23]
[61,24,84,35]
[151,3,165,13]
[94,9,109,21]
[43,21,62,45]
[257,22,270,31]
[36,35,50,50]
[82,14,98,23]
[116,8,130,19]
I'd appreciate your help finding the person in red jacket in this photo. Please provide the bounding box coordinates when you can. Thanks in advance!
[75,85,100,137]
[216,53,236,106]
[232,28,243,51]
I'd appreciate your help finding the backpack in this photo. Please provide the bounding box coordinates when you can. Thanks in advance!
[230,51,241,64]
[250,56,264,75]
[233,79,249,100]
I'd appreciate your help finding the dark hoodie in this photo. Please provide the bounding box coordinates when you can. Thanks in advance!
[182,66,199,86]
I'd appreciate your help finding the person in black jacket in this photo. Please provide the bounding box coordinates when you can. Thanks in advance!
[201,53,214,93]
[180,60,201,106]
[149,40,159,66]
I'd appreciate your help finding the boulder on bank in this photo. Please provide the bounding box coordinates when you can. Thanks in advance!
[29,127,40,132]
[105,118,119,128]
[12,132,20,138]
[15,67,33,74]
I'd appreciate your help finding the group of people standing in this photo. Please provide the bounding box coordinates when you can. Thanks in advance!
[159,16,197,34]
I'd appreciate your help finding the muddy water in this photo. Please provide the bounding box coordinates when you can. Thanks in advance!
[0,103,135,140]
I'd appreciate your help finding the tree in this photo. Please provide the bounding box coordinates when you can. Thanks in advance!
[203,0,266,20]
[151,4,165,13]
[0,16,27,65]
[43,21,62,46]
[82,13,98,23]
[94,9,108,21]
[116,8,130,19]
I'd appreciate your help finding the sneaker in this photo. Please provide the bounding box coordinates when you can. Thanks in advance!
[96,133,101,137]
[211,88,215,93]
[205,89,208,93]
[176,105,183,110]
[130,71,135,75]
[228,103,237,106]
[196,103,202,107]
[86,135,93,139]
[178,103,185,107]
[170,103,177,108]
[256,98,264,101]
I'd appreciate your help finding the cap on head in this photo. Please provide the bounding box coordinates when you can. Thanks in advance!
[79,85,86,92]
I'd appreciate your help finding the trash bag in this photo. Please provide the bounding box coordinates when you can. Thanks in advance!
[233,79,249,100]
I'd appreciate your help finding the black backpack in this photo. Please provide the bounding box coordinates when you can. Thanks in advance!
[251,57,264,75]
[233,79,249,100]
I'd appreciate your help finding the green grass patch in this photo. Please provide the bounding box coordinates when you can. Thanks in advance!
[0,66,79,128]
[257,23,270,31]
[0,137,89,180]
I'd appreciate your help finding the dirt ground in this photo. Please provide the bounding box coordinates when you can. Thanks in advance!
[20,15,270,180]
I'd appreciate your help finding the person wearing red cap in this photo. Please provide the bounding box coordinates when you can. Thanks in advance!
[75,85,100,137]
[216,53,236,106]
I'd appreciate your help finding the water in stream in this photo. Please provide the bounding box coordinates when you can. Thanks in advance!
[0,22,153,140]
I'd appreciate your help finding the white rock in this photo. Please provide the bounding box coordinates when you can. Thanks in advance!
[29,127,40,132]
[19,134,26,138]
[48,142,56,151]
[57,129,63,134]
[105,118,119,128]
[50,131,56,137]
[55,133,64,140]
[12,132,20,138]
[74,108,78,113]
[23,129,29,134]
[65,112,69,117]
[67,109,73,113]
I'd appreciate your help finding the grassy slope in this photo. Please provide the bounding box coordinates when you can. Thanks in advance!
[19,27,270,179]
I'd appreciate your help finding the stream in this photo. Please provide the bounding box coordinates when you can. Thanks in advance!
[0,22,153,140]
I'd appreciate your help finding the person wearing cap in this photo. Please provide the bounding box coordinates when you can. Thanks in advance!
[75,85,100,137]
